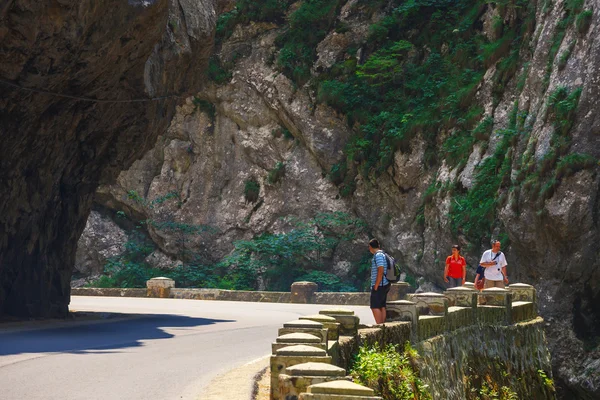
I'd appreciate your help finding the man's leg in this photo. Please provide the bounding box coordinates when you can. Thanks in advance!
[371,308,384,324]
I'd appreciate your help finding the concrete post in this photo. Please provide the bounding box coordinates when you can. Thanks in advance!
[299,380,382,399]
[300,314,340,341]
[387,282,411,301]
[444,287,477,308]
[146,277,175,298]
[279,362,347,400]
[291,281,319,304]
[318,309,359,336]
[271,345,332,400]
[478,288,512,325]
[444,287,477,330]
[407,292,448,316]
[508,283,536,304]
[386,300,418,338]
[273,333,325,353]
[278,320,328,345]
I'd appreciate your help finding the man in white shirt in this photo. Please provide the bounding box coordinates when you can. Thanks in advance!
[479,240,509,288]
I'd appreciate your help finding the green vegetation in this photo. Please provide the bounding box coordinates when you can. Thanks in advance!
[543,0,585,88]
[576,9,593,35]
[275,0,344,84]
[314,0,535,178]
[244,178,261,203]
[557,40,576,70]
[267,162,286,184]
[192,97,216,121]
[220,212,368,291]
[350,343,431,400]
[449,103,521,245]
[465,359,555,400]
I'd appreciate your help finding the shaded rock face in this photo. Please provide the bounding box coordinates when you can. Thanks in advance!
[70,1,598,397]
[0,0,216,317]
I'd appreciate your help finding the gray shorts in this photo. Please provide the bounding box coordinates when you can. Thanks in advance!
[447,277,462,288]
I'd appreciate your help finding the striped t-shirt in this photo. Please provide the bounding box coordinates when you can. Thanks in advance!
[371,251,389,288]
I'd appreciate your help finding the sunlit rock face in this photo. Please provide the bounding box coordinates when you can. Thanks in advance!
[0,0,216,317]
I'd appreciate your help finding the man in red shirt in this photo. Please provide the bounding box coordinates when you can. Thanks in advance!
[444,244,466,288]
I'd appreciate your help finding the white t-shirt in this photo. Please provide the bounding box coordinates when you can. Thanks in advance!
[480,249,507,281]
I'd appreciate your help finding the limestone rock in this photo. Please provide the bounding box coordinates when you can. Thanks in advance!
[74,211,127,277]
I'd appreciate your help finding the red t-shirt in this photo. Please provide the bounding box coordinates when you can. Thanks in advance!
[446,256,466,279]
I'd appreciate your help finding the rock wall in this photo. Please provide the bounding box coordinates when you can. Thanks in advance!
[0,0,217,317]
[71,0,598,397]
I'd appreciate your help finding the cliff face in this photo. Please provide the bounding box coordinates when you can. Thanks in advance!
[73,0,597,397]
[0,0,216,317]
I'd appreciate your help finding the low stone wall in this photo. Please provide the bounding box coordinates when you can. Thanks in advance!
[73,282,411,305]
[171,288,291,303]
[71,288,147,297]
[417,317,555,400]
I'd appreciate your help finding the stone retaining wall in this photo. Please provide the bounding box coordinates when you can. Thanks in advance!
[72,282,411,306]
[71,288,147,297]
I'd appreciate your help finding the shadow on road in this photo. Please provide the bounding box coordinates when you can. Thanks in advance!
[0,313,234,356]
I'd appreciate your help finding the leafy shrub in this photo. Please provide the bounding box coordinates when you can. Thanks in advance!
[267,162,286,184]
[222,212,366,291]
[244,178,261,203]
[576,9,593,35]
[192,97,216,121]
[350,343,431,400]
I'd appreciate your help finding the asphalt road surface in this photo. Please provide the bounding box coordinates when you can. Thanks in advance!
[0,296,374,400]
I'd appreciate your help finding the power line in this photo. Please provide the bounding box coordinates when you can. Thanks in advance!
[0,78,184,103]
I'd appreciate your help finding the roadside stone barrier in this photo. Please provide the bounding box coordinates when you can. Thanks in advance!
[291,281,319,304]
[271,345,332,400]
[146,277,174,298]
[300,314,340,341]
[299,381,382,400]
[278,362,348,400]
[318,308,359,336]
[272,333,325,353]
[278,320,329,346]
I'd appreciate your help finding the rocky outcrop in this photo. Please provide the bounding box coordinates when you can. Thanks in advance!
[0,0,216,317]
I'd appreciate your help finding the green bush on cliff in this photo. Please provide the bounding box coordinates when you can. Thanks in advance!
[350,343,432,400]
[221,212,367,291]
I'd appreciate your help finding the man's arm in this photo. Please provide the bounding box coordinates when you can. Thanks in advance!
[502,266,509,283]
[461,261,466,284]
[374,267,384,290]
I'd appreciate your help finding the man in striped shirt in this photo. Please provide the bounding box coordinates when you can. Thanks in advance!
[368,238,390,324]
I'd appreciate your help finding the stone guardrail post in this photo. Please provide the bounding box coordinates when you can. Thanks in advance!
[406,292,448,316]
[407,292,448,340]
[318,308,359,336]
[279,362,347,400]
[444,287,478,308]
[278,320,329,346]
[508,283,536,305]
[300,314,341,341]
[272,333,325,353]
[463,282,475,289]
[444,287,478,330]
[386,300,418,339]
[387,282,411,301]
[291,281,319,304]
[146,277,175,298]
[271,345,332,400]
[299,381,382,399]
[478,288,512,325]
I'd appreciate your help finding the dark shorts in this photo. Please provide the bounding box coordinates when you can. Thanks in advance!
[370,283,391,309]
[447,277,462,288]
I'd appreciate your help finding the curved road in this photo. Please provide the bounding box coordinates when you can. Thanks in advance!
[0,296,373,400]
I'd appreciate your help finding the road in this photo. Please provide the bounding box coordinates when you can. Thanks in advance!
[0,296,373,400]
